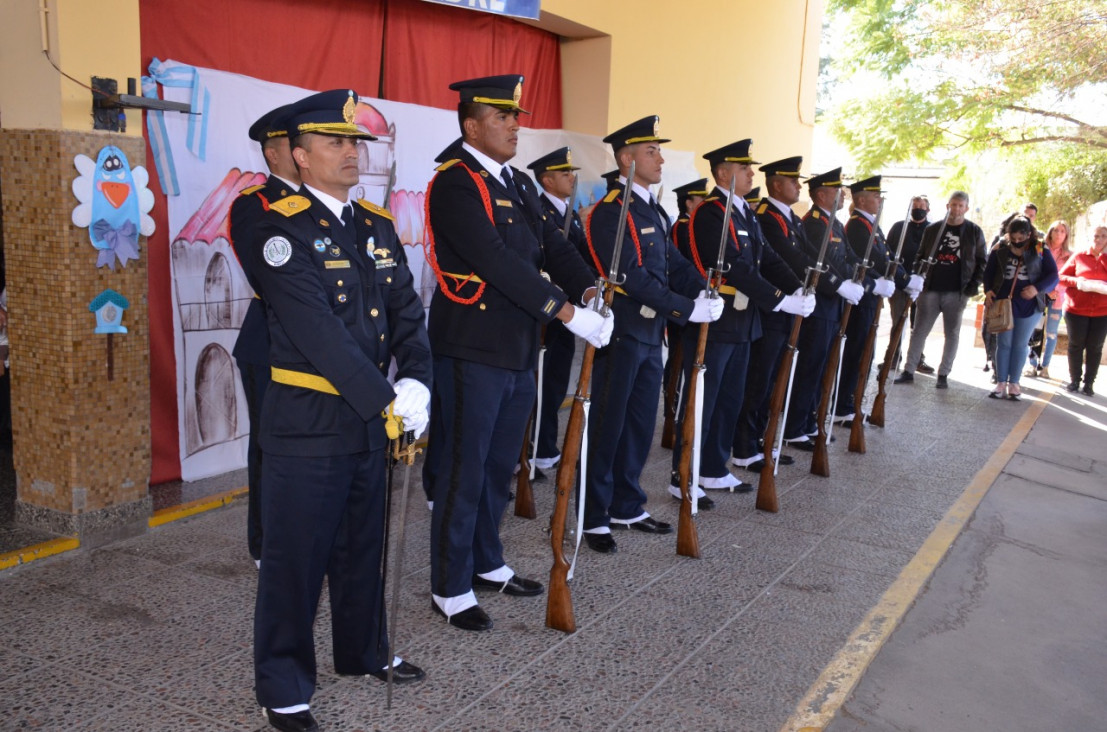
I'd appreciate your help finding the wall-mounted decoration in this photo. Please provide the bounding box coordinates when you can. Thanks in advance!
[89,289,130,380]
[71,146,156,270]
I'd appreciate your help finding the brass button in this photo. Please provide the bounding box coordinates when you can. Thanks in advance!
[379,334,385,341]
[370,308,379,317]
[386,276,392,283]
[337,280,344,286]
[337,294,348,303]
[379,361,385,368]
[507,218,513,223]
[479,303,487,310]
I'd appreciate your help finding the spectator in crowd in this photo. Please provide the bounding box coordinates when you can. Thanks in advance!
[1026,220,1072,379]
[983,216,1058,400]
[1058,225,1107,396]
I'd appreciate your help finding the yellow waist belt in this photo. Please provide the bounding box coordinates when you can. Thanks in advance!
[271,366,339,396]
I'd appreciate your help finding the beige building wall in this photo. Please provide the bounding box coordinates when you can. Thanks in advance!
[542,0,823,178]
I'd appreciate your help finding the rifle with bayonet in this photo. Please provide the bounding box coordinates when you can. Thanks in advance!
[757,189,842,512]
[811,197,880,477]
[847,197,886,453]
[674,175,734,556]
[869,212,951,427]
[546,162,633,633]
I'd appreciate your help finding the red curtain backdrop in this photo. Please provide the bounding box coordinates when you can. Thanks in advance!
[382,0,563,129]
[139,0,561,483]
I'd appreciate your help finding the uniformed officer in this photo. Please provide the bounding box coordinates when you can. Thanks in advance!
[744,186,761,207]
[834,176,898,423]
[230,103,299,568]
[582,116,721,554]
[733,156,810,472]
[245,90,432,732]
[660,178,710,451]
[668,142,811,501]
[782,168,865,450]
[423,75,610,631]
[525,147,589,475]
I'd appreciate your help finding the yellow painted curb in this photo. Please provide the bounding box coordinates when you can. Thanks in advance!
[148,486,248,528]
[0,535,80,571]
[781,392,1051,732]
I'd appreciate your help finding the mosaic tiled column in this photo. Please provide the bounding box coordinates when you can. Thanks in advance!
[0,129,151,546]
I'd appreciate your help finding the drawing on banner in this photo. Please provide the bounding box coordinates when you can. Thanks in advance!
[71,145,155,270]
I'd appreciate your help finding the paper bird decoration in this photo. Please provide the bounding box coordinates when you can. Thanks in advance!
[72,146,155,270]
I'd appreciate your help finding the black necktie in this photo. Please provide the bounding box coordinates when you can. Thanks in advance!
[341,203,355,228]
[501,168,519,201]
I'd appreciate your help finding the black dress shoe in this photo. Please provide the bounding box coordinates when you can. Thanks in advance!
[1066,381,1080,392]
[584,532,618,553]
[265,709,319,732]
[1083,384,1095,397]
[472,574,544,596]
[611,516,673,534]
[893,371,914,384]
[936,375,949,389]
[728,481,755,494]
[367,659,426,684]
[778,454,795,466]
[532,468,548,482]
[432,601,493,631]
[669,492,715,510]
[787,438,816,452]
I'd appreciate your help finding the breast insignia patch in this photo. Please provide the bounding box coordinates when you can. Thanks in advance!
[264,236,293,267]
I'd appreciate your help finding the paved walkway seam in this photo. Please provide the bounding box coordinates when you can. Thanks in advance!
[781,392,1052,732]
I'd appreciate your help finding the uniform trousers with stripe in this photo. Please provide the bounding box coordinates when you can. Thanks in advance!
[428,356,533,599]
[733,324,790,461]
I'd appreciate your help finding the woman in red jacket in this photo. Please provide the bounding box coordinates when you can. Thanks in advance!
[1059,226,1107,396]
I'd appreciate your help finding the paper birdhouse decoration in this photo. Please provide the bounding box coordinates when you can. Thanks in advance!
[71,146,156,270]
[89,289,130,333]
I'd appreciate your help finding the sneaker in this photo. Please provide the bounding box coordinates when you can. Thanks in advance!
[936,375,949,389]
[893,371,914,384]
[916,362,936,375]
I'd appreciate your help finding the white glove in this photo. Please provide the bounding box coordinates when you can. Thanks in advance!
[392,378,430,438]
[689,290,725,323]
[873,277,896,298]
[564,305,613,348]
[837,280,864,305]
[775,291,816,317]
[905,274,924,301]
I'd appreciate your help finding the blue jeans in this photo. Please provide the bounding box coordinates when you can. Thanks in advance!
[1034,301,1063,368]
[995,314,1039,385]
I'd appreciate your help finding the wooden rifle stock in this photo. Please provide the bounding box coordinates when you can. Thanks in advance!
[514,409,537,519]
[811,300,852,477]
[869,299,911,427]
[660,334,684,450]
[675,323,705,558]
[848,297,883,452]
[756,310,806,513]
[546,296,608,633]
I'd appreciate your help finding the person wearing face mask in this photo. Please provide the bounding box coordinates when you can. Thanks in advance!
[885,196,931,371]
[983,216,1058,400]
[895,191,987,389]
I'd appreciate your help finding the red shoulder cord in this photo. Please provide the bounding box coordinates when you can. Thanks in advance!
[688,199,739,283]
[422,163,494,305]
[851,214,874,235]
[584,194,643,279]
[765,207,789,238]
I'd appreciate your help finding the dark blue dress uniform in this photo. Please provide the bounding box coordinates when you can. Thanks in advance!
[669,142,799,487]
[783,169,855,442]
[230,105,297,563]
[245,91,431,712]
[835,176,898,418]
[423,77,596,604]
[584,116,705,530]
[526,147,589,466]
[733,158,811,464]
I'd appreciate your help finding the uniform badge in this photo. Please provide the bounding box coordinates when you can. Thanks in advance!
[314,239,326,253]
[330,245,342,257]
[263,236,292,268]
[324,237,332,245]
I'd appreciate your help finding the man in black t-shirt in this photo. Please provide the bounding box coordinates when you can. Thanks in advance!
[895,191,987,388]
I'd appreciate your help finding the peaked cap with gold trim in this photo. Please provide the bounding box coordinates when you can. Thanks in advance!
[449,74,529,114]
[849,175,883,193]
[526,147,580,175]
[703,139,758,167]
[807,167,844,191]
[286,89,376,140]
[603,116,670,153]
[248,103,295,142]
[759,156,804,178]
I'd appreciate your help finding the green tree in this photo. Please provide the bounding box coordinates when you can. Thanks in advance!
[827,0,1107,169]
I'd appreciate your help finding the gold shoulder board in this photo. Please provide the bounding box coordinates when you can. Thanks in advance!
[810,209,821,219]
[240,184,265,196]
[756,202,768,214]
[269,195,311,217]
[356,198,394,222]
[436,158,461,172]
[603,189,621,204]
